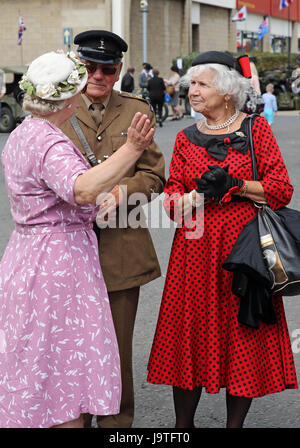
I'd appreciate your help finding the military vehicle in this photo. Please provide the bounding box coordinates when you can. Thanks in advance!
[259,66,300,110]
[0,66,27,133]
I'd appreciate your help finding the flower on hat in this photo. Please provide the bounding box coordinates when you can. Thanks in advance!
[19,50,87,100]
[36,82,56,99]
[67,69,81,85]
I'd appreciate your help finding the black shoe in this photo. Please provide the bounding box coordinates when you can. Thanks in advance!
[159,121,163,127]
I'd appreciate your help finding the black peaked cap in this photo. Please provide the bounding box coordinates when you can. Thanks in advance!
[74,30,128,64]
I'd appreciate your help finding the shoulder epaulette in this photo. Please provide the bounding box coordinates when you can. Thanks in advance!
[119,91,149,103]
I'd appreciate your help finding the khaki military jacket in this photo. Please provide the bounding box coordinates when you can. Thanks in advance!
[61,90,165,292]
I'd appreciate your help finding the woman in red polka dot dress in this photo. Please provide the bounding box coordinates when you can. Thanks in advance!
[147,51,298,428]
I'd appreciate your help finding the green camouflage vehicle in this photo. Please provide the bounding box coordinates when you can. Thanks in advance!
[0,66,27,133]
[259,66,300,110]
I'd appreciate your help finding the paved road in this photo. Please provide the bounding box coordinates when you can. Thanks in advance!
[1,113,300,429]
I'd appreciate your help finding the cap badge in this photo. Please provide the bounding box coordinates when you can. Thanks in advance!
[98,39,105,50]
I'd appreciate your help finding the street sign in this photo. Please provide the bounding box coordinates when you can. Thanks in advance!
[63,28,72,46]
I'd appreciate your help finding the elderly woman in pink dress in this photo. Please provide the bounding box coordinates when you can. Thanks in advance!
[0,50,154,428]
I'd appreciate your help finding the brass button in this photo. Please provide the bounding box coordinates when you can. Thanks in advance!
[97,135,102,141]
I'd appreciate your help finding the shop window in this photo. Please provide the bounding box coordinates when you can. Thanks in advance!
[271,36,288,53]
[237,31,260,53]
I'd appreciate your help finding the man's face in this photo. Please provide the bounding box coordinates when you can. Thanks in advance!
[83,60,122,103]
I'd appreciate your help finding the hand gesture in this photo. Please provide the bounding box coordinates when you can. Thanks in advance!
[127,112,155,152]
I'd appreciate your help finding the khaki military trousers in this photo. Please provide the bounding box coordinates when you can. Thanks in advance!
[84,286,140,428]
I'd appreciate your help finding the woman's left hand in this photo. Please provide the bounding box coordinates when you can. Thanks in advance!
[193,165,243,200]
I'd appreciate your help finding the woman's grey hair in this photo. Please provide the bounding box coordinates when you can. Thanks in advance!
[180,63,251,110]
[23,94,67,116]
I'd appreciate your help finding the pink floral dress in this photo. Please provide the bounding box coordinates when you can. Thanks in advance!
[0,116,121,428]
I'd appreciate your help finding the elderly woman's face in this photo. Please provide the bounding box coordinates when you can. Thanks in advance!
[188,68,225,116]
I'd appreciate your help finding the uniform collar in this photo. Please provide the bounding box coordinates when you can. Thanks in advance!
[76,90,122,132]
[82,93,111,110]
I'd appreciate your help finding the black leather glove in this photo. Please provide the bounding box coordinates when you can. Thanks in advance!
[193,165,243,201]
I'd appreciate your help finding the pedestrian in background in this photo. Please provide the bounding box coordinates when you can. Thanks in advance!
[147,51,297,429]
[121,67,135,93]
[138,63,152,93]
[147,68,166,127]
[249,58,261,95]
[61,30,165,429]
[262,83,278,126]
[0,50,154,428]
[164,65,183,121]
[142,62,153,78]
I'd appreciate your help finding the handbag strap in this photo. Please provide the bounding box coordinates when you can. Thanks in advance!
[247,113,269,211]
[69,115,99,167]
[247,114,258,181]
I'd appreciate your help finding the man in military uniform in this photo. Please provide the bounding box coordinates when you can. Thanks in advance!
[60,30,165,428]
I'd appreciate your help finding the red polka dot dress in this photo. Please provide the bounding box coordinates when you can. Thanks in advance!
[147,116,298,397]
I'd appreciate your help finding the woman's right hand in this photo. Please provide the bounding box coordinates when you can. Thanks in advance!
[127,112,155,152]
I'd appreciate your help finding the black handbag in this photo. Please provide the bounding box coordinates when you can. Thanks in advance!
[248,115,300,296]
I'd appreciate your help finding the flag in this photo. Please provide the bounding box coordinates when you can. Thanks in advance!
[257,17,269,40]
[232,6,247,22]
[280,0,293,9]
[17,15,26,45]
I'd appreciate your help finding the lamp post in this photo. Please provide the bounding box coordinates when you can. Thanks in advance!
[140,0,148,63]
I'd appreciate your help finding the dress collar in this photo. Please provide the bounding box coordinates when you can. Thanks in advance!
[183,118,249,161]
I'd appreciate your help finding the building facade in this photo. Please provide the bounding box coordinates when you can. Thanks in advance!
[0,0,300,81]
[236,0,300,54]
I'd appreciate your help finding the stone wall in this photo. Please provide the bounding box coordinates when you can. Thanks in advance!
[128,0,186,80]
[0,0,107,67]
[199,4,232,53]
[0,0,237,80]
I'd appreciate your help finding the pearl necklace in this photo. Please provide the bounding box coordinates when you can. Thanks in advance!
[203,109,239,132]
[30,116,53,124]
[30,116,50,122]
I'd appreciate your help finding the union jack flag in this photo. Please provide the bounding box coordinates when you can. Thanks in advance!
[280,0,293,9]
[17,16,26,45]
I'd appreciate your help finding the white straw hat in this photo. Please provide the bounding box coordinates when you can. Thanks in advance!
[19,50,87,101]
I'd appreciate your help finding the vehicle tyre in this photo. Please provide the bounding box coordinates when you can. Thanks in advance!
[0,105,15,133]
